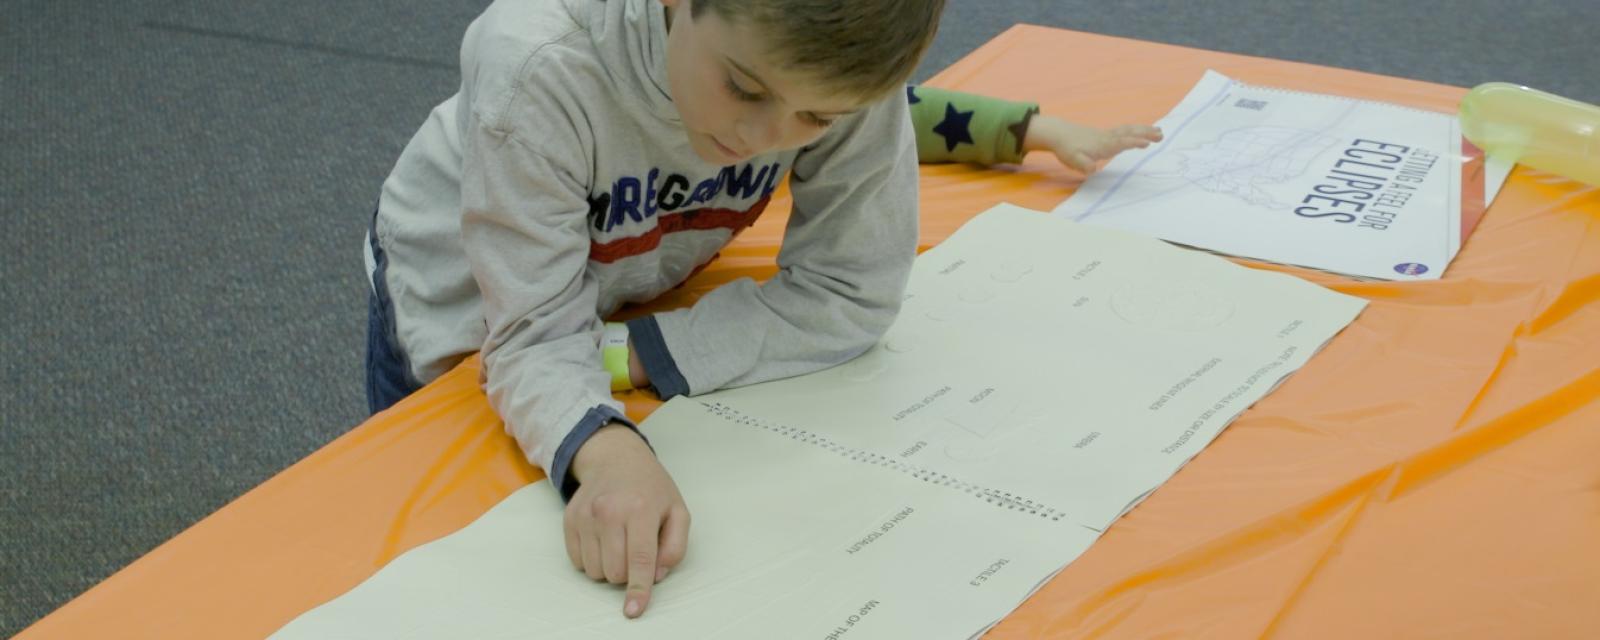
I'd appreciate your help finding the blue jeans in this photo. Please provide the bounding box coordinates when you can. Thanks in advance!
[365,211,424,414]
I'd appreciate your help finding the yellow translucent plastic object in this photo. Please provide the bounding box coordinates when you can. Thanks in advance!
[1460,82,1600,186]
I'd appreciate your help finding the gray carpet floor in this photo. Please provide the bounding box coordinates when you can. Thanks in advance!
[3,0,1595,634]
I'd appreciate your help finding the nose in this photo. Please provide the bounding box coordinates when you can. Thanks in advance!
[735,108,785,155]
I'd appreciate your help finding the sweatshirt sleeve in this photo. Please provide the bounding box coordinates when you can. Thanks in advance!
[630,91,919,398]
[459,101,641,502]
[907,85,1039,166]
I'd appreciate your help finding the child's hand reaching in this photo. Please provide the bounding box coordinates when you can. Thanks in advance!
[566,423,690,619]
[1024,115,1163,174]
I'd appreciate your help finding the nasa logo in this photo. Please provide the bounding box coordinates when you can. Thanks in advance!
[1393,262,1430,276]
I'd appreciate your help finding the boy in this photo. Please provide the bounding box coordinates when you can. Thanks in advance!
[366,0,1157,619]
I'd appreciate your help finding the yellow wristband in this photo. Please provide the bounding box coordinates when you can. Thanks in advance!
[602,322,632,392]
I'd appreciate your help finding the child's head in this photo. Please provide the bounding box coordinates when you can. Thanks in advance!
[661,0,944,164]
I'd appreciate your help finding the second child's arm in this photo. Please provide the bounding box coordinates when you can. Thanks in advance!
[906,84,1162,171]
[1022,115,1162,173]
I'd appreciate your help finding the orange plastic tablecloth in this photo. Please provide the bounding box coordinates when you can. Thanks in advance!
[22,25,1599,639]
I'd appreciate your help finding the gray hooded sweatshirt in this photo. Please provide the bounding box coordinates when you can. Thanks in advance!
[370,0,918,498]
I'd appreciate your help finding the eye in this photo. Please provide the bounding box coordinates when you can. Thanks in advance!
[724,77,762,102]
[801,112,837,129]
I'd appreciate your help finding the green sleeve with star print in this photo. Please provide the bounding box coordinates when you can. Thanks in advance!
[906,85,1040,165]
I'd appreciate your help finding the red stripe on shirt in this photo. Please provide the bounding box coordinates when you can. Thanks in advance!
[589,195,772,264]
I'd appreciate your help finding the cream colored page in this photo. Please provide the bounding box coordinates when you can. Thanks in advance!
[708,204,1366,530]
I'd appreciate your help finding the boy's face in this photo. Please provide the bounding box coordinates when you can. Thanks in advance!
[661,0,869,165]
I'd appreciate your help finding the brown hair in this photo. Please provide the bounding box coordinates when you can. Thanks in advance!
[690,0,946,100]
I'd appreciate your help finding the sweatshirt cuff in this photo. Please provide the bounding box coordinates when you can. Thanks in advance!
[549,404,640,502]
[626,315,691,399]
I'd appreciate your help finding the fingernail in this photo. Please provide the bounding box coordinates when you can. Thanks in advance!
[625,599,642,617]
[656,566,668,582]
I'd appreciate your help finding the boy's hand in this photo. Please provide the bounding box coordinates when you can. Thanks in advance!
[566,423,690,619]
[1024,115,1163,174]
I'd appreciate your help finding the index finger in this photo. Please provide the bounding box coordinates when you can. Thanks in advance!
[622,515,660,619]
[1116,124,1162,140]
[1120,136,1156,150]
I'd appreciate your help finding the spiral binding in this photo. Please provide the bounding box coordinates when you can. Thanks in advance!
[700,401,1067,522]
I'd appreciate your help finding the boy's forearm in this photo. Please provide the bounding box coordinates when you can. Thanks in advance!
[624,91,916,400]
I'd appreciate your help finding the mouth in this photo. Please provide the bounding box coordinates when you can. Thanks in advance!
[711,136,747,161]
